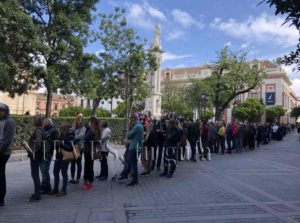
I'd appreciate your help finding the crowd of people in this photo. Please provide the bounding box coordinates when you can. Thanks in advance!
[0,102,299,207]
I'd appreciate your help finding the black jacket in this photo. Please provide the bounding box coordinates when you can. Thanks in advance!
[56,130,75,160]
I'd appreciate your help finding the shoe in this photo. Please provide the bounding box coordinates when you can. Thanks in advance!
[95,175,101,179]
[81,181,90,190]
[118,176,128,181]
[140,172,150,177]
[126,181,138,187]
[166,174,173,178]
[41,188,51,195]
[28,194,41,202]
[68,180,76,184]
[98,176,107,181]
[159,172,167,177]
[0,201,4,207]
[74,179,80,184]
[56,191,67,197]
[48,190,59,195]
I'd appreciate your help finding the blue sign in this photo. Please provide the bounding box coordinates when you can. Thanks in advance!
[266,92,275,105]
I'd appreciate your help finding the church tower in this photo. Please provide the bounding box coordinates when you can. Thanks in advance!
[145,24,163,118]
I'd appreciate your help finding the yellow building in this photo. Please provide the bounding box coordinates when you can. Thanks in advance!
[0,91,37,115]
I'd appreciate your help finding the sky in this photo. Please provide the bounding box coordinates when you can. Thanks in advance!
[85,0,300,96]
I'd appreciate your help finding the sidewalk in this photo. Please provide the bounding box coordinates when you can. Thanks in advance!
[1,133,300,223]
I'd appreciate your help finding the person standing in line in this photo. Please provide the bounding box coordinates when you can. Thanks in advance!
[225,123,233,154]
[27,115,44,202]
[160,119,180,178]
[187,118,198,162]
[82,117,101,190]
[40,118,58,194]
[123,115,144,186]
[218,121,226,155]
[49,123,75,196]
[232,120,240,153]
[0,103,16,207]
[98,121,111,181]
[200,119,210,160]
[69,115,86,184]
[152,115,167,171]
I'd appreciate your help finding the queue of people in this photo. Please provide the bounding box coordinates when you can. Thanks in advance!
[0,102,297,206]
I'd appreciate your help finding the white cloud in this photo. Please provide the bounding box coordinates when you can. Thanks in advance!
[291,79,300,96]
[166,30,186,41]
[210,14,299,47]
[162,52,193,62]
[241,42,249,48]
[175,64,187,68]
[171,9,205,29]
[126,2,167,30]
[224,42,231,47]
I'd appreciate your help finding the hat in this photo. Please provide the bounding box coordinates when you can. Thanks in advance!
[0,103,8,112]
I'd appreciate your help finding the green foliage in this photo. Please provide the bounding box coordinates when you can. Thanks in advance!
[233,98,265,122]
[266,105,285,123]
[290,107,300,120]
[0,0,99,117]
[262,0,300,71]
[12,116,124,150]
[59,106,110,117]
[113,101,126,117]
[205,47,264,120]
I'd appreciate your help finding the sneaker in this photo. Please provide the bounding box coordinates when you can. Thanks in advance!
[118,176,128,181]
[126,181,138,187]
[56,191,67,197]
[89,183,95,189]
[68,180,76,184]
[75,179,80,184]
[95,175,101,179]
[166,174,173,179]
[48,190,59,195]
[140,172,150,177]
[28,194,41,202]
[98,176,108,181]
[159,172,167,177]
[81,181,90,190]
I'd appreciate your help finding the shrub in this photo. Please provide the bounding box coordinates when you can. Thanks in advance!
[12,116,124,150]
[59,106,111,117]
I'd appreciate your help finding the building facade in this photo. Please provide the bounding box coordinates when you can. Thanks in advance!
[161,60,298,123]
[36,93,77,116]
[77,97,122,113]
[0,91,37,115]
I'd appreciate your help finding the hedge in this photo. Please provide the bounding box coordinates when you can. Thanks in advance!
[12,116,125,150]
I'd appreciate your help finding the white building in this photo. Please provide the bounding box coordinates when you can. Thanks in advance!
[77,97,123,112]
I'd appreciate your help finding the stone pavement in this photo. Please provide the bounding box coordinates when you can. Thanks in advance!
[1,133,300,223]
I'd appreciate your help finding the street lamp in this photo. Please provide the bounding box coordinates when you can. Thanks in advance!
[201,92,208,120]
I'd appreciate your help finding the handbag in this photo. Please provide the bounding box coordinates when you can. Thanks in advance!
[61,149,75,161]
[91,143,101,160]
[73,143,81,159]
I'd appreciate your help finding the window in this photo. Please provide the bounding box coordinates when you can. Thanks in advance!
[87,99,90,107]
[251,93,258,99]
[101,101,104,105]
[36,102,40,109]
[80,99,84,107]
[54,104,58,110]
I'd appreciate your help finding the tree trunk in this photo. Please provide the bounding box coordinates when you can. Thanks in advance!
[45,88,53,118]
[215,108,221,121]
[92,98,100,117]
[110,97,113,117]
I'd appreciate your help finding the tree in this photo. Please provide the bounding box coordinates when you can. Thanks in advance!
[261,0,300,70]
[205,47,264,121]
[97,8,156,135]
[266,105,285,123]
[112,101,126,117]
[290,107,300,121]
[233,98,265,122]
[186,79,213,119]
[0,0,42,95]
[1,0,99,117]
[59,106,110,117]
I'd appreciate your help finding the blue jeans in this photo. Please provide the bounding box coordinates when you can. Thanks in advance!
[234,137,241,152]
[40,154,53,191]
[53,160,70,192]
[130,149,138,183]
[30,157,41,197]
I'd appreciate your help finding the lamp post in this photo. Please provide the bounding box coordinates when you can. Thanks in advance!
[201,92,208,120]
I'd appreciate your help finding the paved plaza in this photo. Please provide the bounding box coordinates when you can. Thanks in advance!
[1,133,300,223]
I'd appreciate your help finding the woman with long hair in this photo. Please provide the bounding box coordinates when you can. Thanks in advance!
[82,117,101,190]
[49,123,74,197]
[69,115,86,184]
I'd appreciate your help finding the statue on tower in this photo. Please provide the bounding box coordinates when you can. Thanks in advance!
[145,24,163,118]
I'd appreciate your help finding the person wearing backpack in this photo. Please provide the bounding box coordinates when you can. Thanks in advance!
[27,115,44,202]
